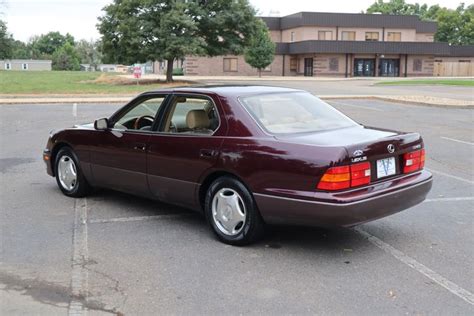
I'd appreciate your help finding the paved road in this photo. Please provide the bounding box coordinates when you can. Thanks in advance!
[1,99,473,315]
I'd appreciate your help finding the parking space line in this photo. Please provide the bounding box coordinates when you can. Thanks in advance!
[427,168,474,185]
[88,213,190,224]
[424,197,474,203]
[69,198,89,316]
[328,101,383,112]
[441,137,474,146]
[355,227,474,306]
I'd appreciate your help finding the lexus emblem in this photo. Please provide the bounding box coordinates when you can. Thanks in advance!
[353,149,363,156]
[387,144,395,153]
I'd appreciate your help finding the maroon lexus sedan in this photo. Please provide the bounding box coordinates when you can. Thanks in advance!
[44,86,432,245]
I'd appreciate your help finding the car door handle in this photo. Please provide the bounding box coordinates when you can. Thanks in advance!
[200,149,217,158]
[133,143,147,151]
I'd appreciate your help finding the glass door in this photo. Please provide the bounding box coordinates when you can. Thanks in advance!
[354,59,375,76]
[379,59,400,77]
[304,58,313,76]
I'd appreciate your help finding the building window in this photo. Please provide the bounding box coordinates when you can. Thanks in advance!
[341,31,355,41]
[223,58,238,72]
[290,31,295,42]
[22,63,28,70]
[5,63,11,70]
[318,31,332,40]
[290,58,298,71]
[387,32,401,42]
[365,32,379,41]
[329,58,339,71]
[413,59,422,72]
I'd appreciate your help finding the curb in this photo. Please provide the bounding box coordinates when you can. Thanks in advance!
[320,95,474,109]
[0,95,472,108]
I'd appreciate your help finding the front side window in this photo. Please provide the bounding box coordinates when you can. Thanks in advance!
[341,31,355,41]
[329,58,339,71]
[240,92,357,134]
[113,97,166,130]
[290,58,298,71]
[365,32,379,41]
[413,59,422,72]
[318,31,332,40]
[387,32,401,42]
[161,96,219,135]
[223,58,237,72]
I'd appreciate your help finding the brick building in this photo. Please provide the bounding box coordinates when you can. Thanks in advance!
[182,12,474,77]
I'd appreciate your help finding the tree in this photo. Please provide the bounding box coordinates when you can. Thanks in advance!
[244,21,275,77]
[52,42,81,70]
[365,0,474,45]
[11,40,30,59]
[97,0,260,82]
[0,20,14,59]
[434,4,474,45]
[76,39,102,69]
[35,31,75,57]
[366,0,420,15]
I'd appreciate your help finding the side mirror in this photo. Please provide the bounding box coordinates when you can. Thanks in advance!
[94,118,109,130]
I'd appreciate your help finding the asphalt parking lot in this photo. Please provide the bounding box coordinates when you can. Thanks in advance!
[1,97,473,315]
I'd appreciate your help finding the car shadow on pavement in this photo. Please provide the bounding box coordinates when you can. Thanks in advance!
[81,189,370,258]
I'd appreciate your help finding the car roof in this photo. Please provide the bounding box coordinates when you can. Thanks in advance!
[146,85,304,97]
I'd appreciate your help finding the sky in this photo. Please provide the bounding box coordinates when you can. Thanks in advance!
[1,0,471,42]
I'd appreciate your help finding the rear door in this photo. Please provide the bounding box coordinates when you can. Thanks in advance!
[146,93,227,209]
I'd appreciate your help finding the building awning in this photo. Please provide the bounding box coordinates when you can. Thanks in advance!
[275,41,474,57]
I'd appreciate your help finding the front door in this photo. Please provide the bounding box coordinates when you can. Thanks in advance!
[354,59,375,76]
[89,95,168,196]
[304,58,313,76]
[146,94,226,209]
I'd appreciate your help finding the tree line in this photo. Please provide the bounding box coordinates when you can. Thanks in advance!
[1,0,472,81]
[0,24,102,71]
[365,0,473,45]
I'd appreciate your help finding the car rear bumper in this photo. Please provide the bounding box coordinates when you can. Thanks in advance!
[254,170,432,227]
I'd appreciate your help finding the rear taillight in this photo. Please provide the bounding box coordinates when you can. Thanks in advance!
[403,149,425,173]
[317,166,350,190]
[351,162,371,187]
[317,162,371,191]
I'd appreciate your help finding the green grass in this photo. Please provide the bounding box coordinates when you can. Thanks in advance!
[377,79,474,87]
[0,71,184,95]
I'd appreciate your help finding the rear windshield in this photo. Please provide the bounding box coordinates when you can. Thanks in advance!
[239,92,357,134]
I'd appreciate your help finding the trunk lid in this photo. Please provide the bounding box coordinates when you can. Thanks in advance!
[276,125,424,183]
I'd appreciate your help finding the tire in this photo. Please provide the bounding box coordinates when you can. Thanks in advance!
[54,147,91,198]
[204,176,265,246]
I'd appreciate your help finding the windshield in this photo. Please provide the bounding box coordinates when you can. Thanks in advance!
[240,92,357,134]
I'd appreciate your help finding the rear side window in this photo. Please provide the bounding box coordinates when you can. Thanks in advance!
[239,92,357,134]
[161,96,219,135]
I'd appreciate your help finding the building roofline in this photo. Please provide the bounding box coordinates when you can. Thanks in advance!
[1,59,52,63]
[260,11,437,33]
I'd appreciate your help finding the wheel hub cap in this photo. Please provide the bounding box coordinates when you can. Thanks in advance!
[57,155,77,191]
[211,188,246,236]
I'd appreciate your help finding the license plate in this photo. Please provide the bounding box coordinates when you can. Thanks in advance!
[377,157,396,178]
